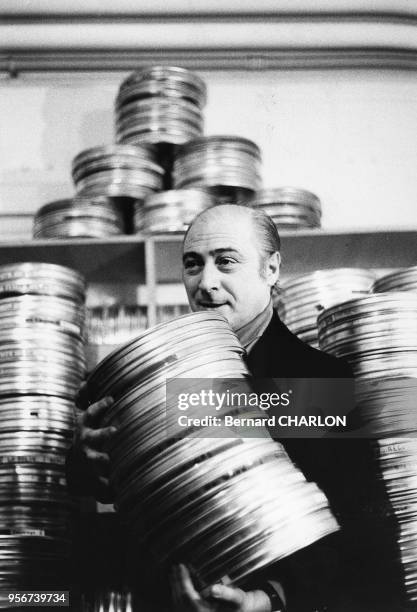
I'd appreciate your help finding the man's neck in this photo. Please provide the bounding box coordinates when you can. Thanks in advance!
[235,300,273,353]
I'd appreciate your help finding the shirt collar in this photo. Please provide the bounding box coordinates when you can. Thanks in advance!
[235,300,273,354]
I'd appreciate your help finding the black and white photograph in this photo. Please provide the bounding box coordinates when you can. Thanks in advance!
[0,2,416,611]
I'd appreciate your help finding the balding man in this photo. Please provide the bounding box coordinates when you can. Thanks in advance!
[69,205,374,612]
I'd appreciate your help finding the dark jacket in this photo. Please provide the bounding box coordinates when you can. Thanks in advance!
[68,312,400,611]
[245,310,354,496]
[245,312,401,612]
[246,309,352,379]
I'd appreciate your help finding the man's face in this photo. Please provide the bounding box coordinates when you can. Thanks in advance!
[182,210,275,331]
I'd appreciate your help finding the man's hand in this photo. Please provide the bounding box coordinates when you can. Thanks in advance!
[72,386,117,502]
[170,564,272,612]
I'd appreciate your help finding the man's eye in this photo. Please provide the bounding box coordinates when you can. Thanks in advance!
[217,257,236,268]
[184,260,200,271]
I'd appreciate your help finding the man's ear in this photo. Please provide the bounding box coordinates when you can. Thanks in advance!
[266,251,280,287]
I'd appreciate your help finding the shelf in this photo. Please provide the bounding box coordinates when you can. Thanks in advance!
[0,236,146,283]
[151,228,417,281]
[278,228,417,276]
[0,229,415,285]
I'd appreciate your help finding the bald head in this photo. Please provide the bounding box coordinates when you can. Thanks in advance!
[182,204,280,330]
[184,204,280,260]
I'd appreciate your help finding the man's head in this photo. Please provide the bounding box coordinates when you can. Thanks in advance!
[182,204,280,331]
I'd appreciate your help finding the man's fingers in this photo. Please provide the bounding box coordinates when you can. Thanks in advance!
[85,449,110,465]
[84,397,114,426]
[209,584,242,606]
[83,426,117,449]
[178,563,200,602]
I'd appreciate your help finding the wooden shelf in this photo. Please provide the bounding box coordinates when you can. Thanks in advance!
[0,236,146,283]
[151,228,417,281]
[0,229,415,286]
[279,228,417,276]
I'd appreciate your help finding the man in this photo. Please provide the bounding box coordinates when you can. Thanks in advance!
[69,204,369,611]
[171,204,354,612]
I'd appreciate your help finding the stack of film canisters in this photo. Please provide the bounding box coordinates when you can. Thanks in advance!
[0,263,85,304]
[278,268,374,348]
[376,437,417,605]
[253,187,322,229]
[373,265,417,294]
[72,144,163,201]
[134,189,214,234]
[115,66,206,147]
[373,267,417,604]
[0,262,86,598]
[0,263,86,398]
[318,293,417,382]
[33,196,125,239]
[318,291,417,604]
[173,136,262,204]
[86,311,338,589]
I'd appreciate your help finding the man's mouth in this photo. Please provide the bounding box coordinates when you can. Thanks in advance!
[197,302,227,308]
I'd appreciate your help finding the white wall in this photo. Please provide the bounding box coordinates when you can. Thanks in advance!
[0,68,416,237]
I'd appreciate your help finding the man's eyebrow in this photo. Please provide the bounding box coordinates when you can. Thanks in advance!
[182,251,201,263]
[211,248,239,255]
[182,248,239,262]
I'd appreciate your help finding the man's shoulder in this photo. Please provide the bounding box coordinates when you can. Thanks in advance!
[294,338,352,378]
[248,311,352,378]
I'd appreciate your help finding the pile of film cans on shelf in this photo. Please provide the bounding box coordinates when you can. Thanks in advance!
[317,265,417,605]
[0,262,86,597]
[172,136,262,204]
[35,65,326,240]
[44,66,269,239]
[133,189,214,233]
[84,311,338,589]
[115,66,206,146]
[72,144,163,202]
[33,197,125,239]
[253,187,322,229]
[277,268,375,348]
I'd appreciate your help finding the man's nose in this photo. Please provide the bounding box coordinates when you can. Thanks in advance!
[198,262,220,292]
